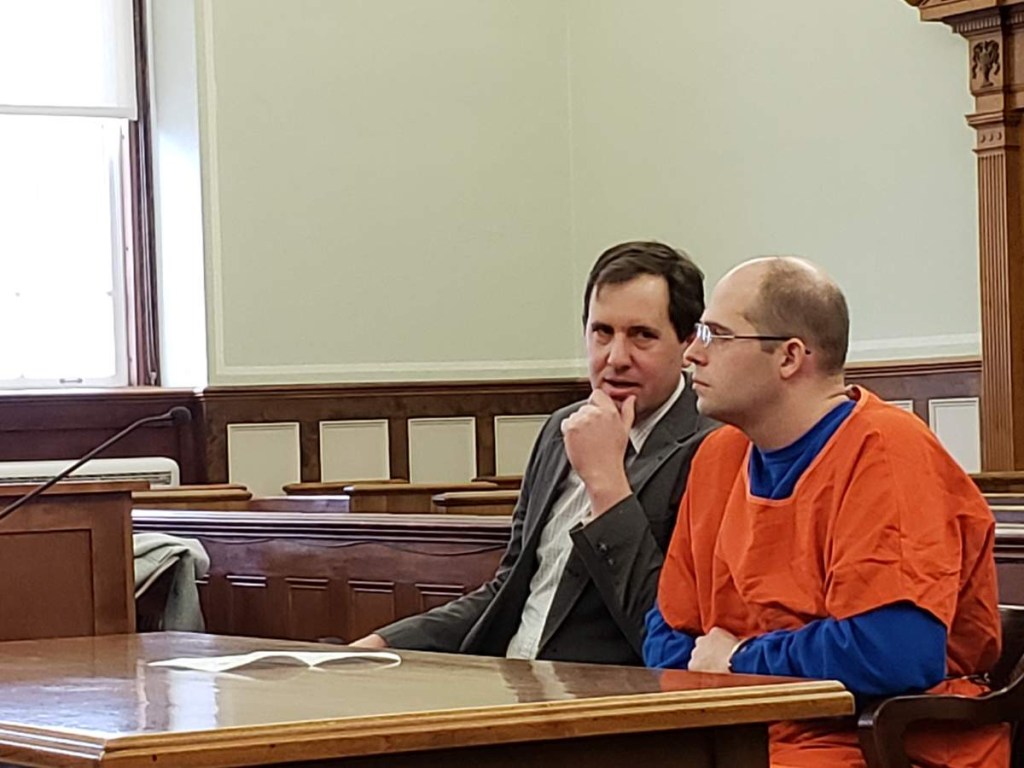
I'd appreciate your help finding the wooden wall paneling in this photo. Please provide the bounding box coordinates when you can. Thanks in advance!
[177,400,207,484]
[476,414,497,479]
[226,422,301,496]
[929,397,982,472]
[494,415,549,476]
[885,400,915,413]
[0,366,982,488]
[224,574,273,638]
[0,389,204,483]
[844,359,981,423]
[903,1,1024,469]
[388,416,409,480]
[996,523,1024,605]
[407,417,477,483]
[976,476,1024,493]
[320,419,390,483]
[347,580,398,642]
[299,420,321,483]
[284,577,338,641]
[415,582,470,613]
[199,380,590,484]
[195,576,220,633]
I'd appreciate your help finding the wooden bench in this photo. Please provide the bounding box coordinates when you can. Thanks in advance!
[432,489,518,516]
[286,481,499,513]
[132,508,509,641]
[283,479,408,495]
[132,484,253,510]
[472,475,523,490]
[130,494,1024,642]
[974,471,1024,494]
[246,495,351,513]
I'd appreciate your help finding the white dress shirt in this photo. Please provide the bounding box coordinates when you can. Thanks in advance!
[505,376,687,660]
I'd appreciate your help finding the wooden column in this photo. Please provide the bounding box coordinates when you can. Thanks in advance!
[907,1,1024,469]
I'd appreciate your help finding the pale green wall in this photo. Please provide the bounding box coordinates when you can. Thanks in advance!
[566,0,978,362]
[197,0,579,384]
[184,0,978,386]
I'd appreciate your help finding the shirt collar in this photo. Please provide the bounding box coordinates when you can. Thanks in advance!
[629,374,686,456]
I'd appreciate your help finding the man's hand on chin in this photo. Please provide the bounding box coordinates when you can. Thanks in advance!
[610,396,634,414]
[561,391,635,517]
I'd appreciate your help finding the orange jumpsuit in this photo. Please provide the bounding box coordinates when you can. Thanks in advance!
[658,388,1007,767]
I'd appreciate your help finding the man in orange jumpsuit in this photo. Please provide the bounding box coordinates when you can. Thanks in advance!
[645,257,1007,767]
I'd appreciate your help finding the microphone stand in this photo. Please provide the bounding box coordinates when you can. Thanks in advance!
[0,406,192,523]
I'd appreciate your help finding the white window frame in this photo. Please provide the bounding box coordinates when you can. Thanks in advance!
[0,117,132,388]
[0,0,140,389]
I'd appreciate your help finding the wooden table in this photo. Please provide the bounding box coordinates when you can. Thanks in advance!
[0,633,852,768]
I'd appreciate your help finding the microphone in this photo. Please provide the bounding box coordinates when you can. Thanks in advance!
[0,406,193,523]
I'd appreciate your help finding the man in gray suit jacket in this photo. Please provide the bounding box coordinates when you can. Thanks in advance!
[352,242,716,665]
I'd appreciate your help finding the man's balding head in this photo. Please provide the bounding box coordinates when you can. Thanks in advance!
[729,257,849,376]
[687,256,851,448]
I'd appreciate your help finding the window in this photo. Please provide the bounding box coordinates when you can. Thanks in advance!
[0,0,156,387]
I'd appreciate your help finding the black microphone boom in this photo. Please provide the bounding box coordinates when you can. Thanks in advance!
[0,406,192,523]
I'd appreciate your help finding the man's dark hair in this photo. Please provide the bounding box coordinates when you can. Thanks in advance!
[583,241,704,342]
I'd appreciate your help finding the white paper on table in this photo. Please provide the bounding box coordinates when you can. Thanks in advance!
[149,650,402,672]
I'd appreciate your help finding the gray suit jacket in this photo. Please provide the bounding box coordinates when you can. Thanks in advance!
[378,382,716,665]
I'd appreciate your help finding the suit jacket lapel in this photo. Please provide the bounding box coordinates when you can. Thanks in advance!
[520,416,573,548]
[622,381,701,495]
[464,406,577,654]
[537,380,703,651]
[460,407,575,655]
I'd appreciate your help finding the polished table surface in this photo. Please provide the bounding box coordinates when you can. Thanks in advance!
[0,633,853,767]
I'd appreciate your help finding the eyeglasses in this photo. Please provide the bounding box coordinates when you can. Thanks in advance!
[693,322,812,354]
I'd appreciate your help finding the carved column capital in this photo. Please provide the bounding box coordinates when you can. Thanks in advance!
[905,1,1020,23]
[968,111,1021,152]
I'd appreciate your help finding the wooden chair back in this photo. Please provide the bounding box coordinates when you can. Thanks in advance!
[859,604,1024,768]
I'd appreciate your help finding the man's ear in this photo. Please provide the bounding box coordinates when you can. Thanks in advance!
[778,338,810,380]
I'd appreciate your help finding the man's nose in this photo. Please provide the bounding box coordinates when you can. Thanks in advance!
[683,338,705,367]
[607,335,631,367]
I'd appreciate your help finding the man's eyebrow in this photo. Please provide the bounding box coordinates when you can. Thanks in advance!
[703,320,733,334]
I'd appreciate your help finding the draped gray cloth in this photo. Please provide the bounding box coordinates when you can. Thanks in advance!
[133,533,210,631]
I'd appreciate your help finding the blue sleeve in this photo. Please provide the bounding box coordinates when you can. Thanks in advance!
[642,604,695,668]
[729,602,946,697]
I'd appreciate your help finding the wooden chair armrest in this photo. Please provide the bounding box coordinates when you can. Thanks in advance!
[858,689,1002,768]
